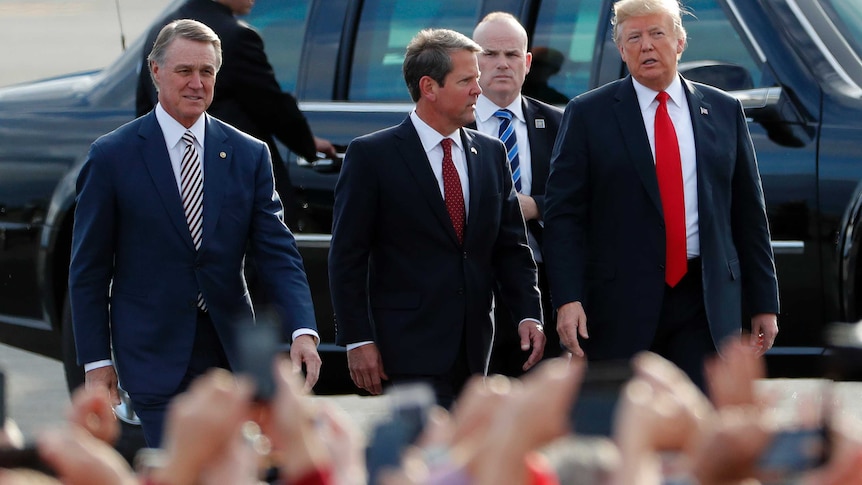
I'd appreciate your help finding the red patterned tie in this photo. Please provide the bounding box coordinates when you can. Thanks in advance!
[655,91,687,287]
[441,138,465,244]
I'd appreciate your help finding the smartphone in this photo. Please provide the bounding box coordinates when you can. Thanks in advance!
[756,428,828,482]
[0,446,56,476]
[365,383,435,484]
[570,360,633,436]
[234,319,281,401]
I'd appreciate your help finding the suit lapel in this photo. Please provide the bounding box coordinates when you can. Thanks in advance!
[138,113,197,250]
[462,128,482,243]
[395,118,462,245]
[200,116,231,251]
[614,76,663,214]
[682,77,715,235]
[522,98,549,196]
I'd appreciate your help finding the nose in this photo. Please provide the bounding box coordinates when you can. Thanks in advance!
[188,71,204,88]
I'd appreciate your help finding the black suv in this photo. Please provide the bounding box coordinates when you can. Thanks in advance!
[1,0,861,395]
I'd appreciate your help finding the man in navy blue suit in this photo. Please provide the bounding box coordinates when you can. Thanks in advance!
[329,28,545,407]
[544,0,779,388]
[70,19,320,447]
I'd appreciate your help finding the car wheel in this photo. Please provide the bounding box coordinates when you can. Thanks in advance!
[60,292,147,463]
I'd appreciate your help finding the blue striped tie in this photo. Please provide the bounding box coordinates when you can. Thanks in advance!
[181,130,207,311]
[494,109,521,192]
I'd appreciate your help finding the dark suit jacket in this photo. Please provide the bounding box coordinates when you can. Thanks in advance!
[468,95,563,244]
[69,112,316,396]
[329,117,542,375]
[543,75,779,360]
[136,0,316,164]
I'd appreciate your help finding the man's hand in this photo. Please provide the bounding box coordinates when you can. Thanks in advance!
[347,344,387,395]
[518,321,546,371]
[516,193,539,221]
[556,302,588,357]
[290,334,321,392]
[314,136,338,159]
[85,366,120,406]
[750,313,778,356]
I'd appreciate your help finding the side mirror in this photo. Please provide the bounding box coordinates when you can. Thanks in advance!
[679,60,754,92]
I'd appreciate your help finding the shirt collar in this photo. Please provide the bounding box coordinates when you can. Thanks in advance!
[155,103,207,149]
[475,94,524,124]
[409,110,464,153]
[631,75,685,112]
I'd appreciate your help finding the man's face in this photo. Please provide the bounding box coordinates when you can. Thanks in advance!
[474,20,531,107]
[152,38,218,128]
[433,49,482,132]
[218,0,254,16]
[617,13,684,91]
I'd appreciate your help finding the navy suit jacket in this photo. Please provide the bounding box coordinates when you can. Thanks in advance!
[70,111,316,395]
[544,75,779,359]
[329,117,542,375]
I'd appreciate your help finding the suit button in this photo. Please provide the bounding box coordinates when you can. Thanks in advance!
[463,252,468,259]
[457,288,464,295]
[659,264,665,271]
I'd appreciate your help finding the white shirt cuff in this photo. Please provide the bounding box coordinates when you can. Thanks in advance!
[346,341,374,351]
[84,360,113,373]
[292,328,320,346]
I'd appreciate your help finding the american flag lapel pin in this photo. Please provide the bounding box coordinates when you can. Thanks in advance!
[470,146,478,154]
[535,119,546,129]
[700,107,709,115]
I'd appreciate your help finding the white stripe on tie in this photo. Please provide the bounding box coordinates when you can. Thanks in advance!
[181,130,207,311]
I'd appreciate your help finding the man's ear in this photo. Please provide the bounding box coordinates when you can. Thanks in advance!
[419,75,437,102]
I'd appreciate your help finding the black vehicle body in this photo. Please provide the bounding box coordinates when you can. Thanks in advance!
[1,0,860,393]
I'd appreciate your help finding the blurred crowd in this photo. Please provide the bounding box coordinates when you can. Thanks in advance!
[3,337,862,484]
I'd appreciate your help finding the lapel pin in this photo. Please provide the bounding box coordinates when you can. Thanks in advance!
[535,119,546,129]
[219,151,227,159]
[470,147,477,154]
[700,107,709,115]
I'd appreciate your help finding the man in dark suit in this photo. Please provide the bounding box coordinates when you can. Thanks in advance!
[136,0,336,229]
[470,12,564,376]
[329,28,545,407]
[543,0,779,388]
[71,19,321,447]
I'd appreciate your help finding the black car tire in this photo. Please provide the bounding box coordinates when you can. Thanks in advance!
[60,293,147,464]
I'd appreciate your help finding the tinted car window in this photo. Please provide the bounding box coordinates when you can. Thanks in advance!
[825,0,862,59]
[528,0,604,103]
[349,0,481,101]
[678,0,765,91]
[241,1,311,93]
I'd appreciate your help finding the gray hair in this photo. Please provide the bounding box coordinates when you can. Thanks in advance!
[403,28,481,102]
[147,19,223,88]
[611,0,690,48]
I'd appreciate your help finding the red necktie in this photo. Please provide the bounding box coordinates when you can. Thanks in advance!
[441,138,465,244]
[655,91,687,287]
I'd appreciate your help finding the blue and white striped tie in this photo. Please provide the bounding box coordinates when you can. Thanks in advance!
[494,109,521,192]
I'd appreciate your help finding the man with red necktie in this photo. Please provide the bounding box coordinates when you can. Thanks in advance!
[543,0,779,388]
[329,28,544,408]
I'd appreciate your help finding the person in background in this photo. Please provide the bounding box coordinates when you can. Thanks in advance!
[136,0,337,230]
[543,0,779,388]
[329,28,545,408]
[471,11,564,376]
[71,19,320,447]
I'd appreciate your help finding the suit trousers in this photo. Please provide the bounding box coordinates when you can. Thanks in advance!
[648,258,717,390]
[386,323,471,410]
[130,310,230,447]
[489,263,558,377]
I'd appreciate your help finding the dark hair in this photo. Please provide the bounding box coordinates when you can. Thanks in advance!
[403,29,481,102]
